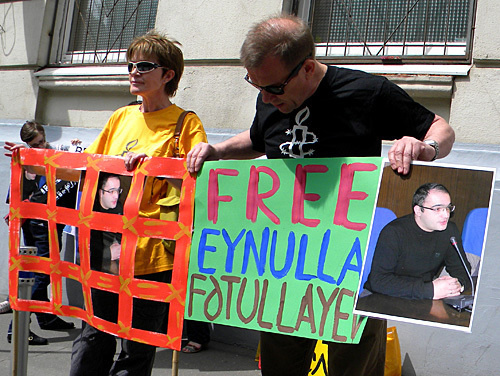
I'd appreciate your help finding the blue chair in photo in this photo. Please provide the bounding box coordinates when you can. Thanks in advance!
[462,207,488,258]
[359,207,397,291]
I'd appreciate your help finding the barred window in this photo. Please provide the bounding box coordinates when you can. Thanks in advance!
[309,0,476,61]
[55,0,158,64]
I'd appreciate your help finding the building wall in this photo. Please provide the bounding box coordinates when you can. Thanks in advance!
[0,0,494,143]
[449,1,500,144]
[0,1,499,375]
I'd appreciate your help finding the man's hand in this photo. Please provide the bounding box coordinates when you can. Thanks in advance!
[388,114,455,175]
[186,142,219,174]
[388,136,429,175]
[186,130,263,174]
[432,275,462,300]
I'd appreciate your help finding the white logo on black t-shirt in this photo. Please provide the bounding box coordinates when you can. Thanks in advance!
[279,107,318,158]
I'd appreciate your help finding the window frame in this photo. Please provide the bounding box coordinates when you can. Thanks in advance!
[50,0,158,67]
[299,0,478,65]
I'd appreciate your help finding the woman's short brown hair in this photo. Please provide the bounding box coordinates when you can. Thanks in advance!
[127,30,184,97]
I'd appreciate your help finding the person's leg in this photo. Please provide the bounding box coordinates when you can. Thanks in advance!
[30,221,73,328]
[21,219,35,247]
[28,220,53,325]
[70,322,117,376]
[30,220,50,303]
[110,271,171,376]
[260,331,316,376]
[186,320,211,345]
[327,318,387,376]
[182,320,211,353]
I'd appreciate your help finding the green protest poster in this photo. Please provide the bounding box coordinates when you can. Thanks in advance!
[186,157,383,344]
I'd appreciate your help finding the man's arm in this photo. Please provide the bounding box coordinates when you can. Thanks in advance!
[186,130,264,173]
[388,114,455,175]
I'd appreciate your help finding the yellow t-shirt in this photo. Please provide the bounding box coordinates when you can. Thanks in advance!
[85,104,207,275]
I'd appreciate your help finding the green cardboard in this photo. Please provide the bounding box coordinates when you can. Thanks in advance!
[186,157,382,344]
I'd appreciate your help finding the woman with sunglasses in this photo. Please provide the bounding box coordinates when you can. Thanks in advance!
[69,31,207,376]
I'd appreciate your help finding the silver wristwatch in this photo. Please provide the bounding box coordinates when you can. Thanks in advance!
[424,139,439,161]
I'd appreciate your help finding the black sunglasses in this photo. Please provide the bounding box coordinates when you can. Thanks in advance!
[244,56,310,95]
[127,61,163,73]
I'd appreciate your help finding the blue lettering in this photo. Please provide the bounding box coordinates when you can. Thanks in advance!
[270,231,294,279]
[222,228,245,273]
[295,234,317,281]
[337,237,362,285]
[241,228,269,276]
[198,228,220,274]
[317,230,336,284]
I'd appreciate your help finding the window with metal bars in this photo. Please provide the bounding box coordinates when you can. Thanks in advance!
[55,0,158,65]
[308,0,476,62]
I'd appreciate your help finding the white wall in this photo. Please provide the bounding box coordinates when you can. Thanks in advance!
[449,0,500,144]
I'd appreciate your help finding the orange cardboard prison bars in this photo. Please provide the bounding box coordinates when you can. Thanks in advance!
[8,147,196,350]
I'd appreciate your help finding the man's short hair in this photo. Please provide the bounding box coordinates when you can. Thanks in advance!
[412,183,451,208]
[240,14,315,70]
[20,121,45,144]
[127,30,184,97]
[98,173,121,191]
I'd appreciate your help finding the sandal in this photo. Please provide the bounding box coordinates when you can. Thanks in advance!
[181,341,205,354]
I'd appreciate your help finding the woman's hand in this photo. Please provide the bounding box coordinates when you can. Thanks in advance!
[124,152,147,171]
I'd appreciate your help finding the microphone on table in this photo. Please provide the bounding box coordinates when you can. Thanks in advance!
[443,236,474,311]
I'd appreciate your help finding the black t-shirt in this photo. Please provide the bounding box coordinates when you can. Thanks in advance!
[250,66,435,159]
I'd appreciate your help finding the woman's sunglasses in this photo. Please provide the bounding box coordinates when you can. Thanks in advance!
[127,61,164,73]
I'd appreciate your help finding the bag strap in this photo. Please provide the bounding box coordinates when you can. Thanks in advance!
[173,110,195,158]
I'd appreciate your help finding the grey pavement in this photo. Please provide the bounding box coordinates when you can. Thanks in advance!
[0,299,261,376]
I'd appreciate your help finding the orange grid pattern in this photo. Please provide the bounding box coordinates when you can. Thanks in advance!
[8,148,196,350]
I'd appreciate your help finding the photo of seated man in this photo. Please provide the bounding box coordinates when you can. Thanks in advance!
[363,182,472,300]
[90,172,123,275]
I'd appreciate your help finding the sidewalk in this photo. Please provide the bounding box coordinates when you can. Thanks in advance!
[0,306,261,376]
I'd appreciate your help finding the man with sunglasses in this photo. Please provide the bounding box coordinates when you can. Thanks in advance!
[187,14,455,376]
[365,183,471,300]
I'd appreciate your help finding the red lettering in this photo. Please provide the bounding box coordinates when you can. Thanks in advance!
[207,168,238,224]
[292,164,328,227]
[333,163,377,231]
[246,165,281,224]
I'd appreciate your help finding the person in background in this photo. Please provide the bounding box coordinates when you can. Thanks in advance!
[3,121,81,345]
[69,30,207,376]
[187,14,455,376]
